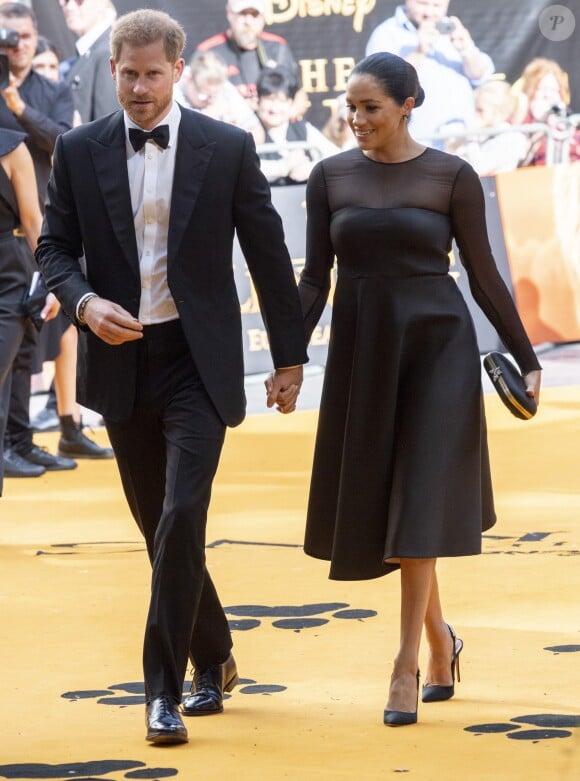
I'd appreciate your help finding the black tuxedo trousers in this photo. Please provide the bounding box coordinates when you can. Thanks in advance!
[104,320,232,702]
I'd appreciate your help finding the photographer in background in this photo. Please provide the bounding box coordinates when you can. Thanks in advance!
[366,0,493,146]
[0,3,73,203]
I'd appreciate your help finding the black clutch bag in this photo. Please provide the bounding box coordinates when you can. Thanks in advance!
[483,352,537,420]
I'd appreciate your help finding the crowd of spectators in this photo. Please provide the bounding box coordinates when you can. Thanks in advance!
[364,1,578,170]
[0,0,577,485]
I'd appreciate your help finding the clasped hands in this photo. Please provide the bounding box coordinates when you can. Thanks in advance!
[265,366,303,415]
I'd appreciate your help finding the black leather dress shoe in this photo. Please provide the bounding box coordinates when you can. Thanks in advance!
[21,444,77,471]
[146,696,188,744]
[182,653,239,716]
[3,448,46,477]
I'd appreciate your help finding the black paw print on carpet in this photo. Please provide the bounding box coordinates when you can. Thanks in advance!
[225,601,377,631]
[60,604,376,707]
[465,644,579,742]
[61,674,285,707]
[0,760,178,779]
[464,713,580,742]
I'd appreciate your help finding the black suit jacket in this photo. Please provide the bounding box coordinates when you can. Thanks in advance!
[36,107,308,425]
[65,28,119,123]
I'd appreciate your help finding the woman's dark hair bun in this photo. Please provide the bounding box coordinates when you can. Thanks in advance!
[414,86,425,108]
[350,52,425,110]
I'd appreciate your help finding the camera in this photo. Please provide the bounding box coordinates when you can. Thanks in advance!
[549,102,569,118]
[436,18,456,35]
[0,28,19,90]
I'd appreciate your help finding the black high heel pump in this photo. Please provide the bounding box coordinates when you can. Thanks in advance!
[384,670,420,726]
[422,624,463,703]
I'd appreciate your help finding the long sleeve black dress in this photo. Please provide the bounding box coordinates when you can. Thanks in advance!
[299,147,541,581]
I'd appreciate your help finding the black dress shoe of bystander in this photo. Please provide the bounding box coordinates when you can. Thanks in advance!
[20,444,77,471]
[3,448,46,477]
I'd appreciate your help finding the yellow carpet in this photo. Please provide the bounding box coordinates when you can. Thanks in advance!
[0,387,579,780]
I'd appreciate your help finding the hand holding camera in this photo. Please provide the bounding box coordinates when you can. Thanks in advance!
[443,16,475,56]
[435,18,456,35]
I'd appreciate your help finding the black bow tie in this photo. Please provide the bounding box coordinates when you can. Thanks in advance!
[128,125,170,152]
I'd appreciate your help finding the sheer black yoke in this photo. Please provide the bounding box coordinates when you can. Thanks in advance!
[300,147,540,374]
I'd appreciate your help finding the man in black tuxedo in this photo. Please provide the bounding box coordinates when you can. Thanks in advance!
[37,9,307,745]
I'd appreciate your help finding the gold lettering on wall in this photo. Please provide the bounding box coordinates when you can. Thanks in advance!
[248,328,271,352]
[332,57,355,90]
[247,324,330,352]
[269,0,377,33]
[300,59,329,93]
[240,256,336,315]
[298,57,355,97]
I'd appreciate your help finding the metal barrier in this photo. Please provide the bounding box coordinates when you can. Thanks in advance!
[256,140,326,159]
[256,118,579,168]
[417,114,580,165]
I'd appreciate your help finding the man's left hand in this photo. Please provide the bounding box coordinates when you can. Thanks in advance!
[265,366,303,414]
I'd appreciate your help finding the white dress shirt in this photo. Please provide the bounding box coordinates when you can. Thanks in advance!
[124,101,181,324]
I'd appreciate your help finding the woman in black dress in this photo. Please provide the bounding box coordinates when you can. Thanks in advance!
[297,54,542,725]
[0,128,46,493]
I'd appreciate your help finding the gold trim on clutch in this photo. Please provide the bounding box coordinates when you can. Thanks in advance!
[486,354,534,420]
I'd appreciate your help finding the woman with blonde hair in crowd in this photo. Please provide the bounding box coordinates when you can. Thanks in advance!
[514,57,580,166]
[446,79,528,175]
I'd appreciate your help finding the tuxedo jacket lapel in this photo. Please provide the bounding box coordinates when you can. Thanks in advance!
[88,112,140,280]
[86,108,215,278]
[168,108,215,264]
